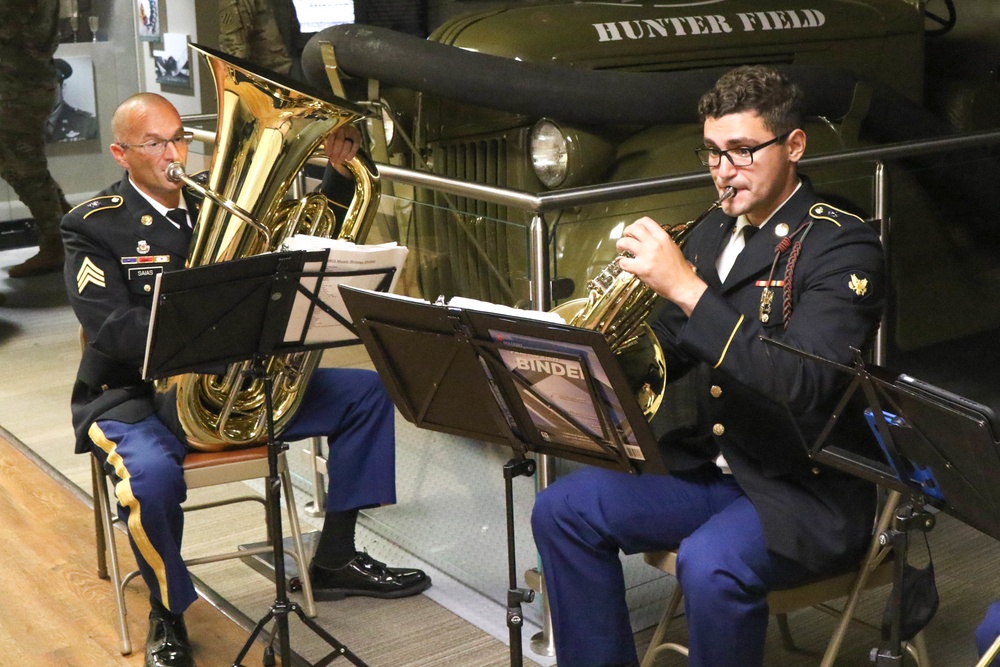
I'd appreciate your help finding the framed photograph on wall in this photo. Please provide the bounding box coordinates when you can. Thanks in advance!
[153,33,192,88]
[47,54,99,144]
[137,0,160,41]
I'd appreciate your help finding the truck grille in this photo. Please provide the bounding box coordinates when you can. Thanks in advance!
[412,135,530,305]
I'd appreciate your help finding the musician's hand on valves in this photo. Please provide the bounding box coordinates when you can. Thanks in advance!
[617,216,708,317]
[323,124,362,178]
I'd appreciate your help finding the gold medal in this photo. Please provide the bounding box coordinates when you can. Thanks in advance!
[759,288,773,323]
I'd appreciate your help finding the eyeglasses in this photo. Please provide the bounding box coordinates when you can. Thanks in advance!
[117,131,194,155]
[695,131,792,167]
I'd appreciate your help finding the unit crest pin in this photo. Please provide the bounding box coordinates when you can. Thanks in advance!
[137,240,150,254]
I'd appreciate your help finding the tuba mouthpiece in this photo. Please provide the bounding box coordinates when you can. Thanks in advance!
[166,161,186,183]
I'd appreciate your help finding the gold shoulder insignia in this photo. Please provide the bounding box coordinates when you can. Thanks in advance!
[809,203,863,228]
[73,195,125,220]
[848,273,869,296]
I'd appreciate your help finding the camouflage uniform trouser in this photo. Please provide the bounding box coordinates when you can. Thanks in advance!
[0,77,71,245]
[218,0,293,74]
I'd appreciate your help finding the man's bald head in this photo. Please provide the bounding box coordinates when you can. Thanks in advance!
[108,93,188,207]
[111,93,178,145]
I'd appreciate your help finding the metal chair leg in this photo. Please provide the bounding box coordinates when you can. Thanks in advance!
[817,491,902,667]
[904,631,931,667]
[302,436,327,518]
[775,613,798,652]
[975,631,1000,667]
[528,569,556,658]
[93,457,132,655]
[640,582,687,667]
[91,456,108,580]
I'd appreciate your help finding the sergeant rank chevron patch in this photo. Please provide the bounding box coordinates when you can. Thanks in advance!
[76,257,106,293]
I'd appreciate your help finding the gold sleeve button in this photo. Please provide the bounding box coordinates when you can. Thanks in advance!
[710,385,722,398]
[811,467,821,476]
[712,423,725,437]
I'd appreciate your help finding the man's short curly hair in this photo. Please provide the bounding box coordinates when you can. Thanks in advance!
[697,65,804,136]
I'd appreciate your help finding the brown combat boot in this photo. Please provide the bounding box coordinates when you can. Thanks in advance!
[7,236,65,278]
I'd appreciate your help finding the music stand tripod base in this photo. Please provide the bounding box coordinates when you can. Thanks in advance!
[142,253,388,666]
[231,358,369,667]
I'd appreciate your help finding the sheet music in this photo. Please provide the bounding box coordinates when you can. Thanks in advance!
[498,346,607,452]
[341,289,567,324]
[448,296,565,324]
[280,235,409,344]
[491,330,644,460]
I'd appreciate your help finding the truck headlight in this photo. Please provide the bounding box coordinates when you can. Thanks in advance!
[531,120,570,188]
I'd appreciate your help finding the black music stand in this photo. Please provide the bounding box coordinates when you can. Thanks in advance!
[763,338,1000,665]
[145,250,399,667]
[339,286,666,667]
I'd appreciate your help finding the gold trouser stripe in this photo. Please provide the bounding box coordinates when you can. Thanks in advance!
[713,314,745,369]
[89,422,172,607]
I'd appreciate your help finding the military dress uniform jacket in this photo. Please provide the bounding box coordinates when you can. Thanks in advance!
[62,175,201,454]
[651,177,886,576]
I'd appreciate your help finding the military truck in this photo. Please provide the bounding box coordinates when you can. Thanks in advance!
[302,0,1000,361]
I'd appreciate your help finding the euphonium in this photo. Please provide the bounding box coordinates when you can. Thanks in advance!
[156,44,380,451]
[552,186,736,419]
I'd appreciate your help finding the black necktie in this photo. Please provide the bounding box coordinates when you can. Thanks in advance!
[717,222,759,281]
[166,208,189,229]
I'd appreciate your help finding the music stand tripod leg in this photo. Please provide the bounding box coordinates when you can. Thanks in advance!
[871,499,936,666]
[231,357,370,667]
[503,457,537,667]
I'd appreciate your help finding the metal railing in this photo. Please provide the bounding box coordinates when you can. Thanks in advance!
[369,128,1000,313]
[184,121,1000,312]
[180,120,1000,436]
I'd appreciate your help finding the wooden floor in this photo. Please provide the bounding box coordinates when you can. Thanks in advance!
[0,245,540,667]
[0,426,266,667]
[3,244,1000,666]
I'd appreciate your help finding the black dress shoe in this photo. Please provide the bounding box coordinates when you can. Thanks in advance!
[145,602,193,667]
[309,552,431,601]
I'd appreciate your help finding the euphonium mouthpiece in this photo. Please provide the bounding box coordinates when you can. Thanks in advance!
[720,185,736,202]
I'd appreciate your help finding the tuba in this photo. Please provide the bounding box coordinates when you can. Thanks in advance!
[156,44,380,451]
[552,187,735,419]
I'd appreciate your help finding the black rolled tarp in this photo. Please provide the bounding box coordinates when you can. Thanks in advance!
[302,24,950,141]
[302,24,1000,258]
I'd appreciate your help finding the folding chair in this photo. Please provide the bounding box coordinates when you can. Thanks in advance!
[640,489,930,667]
[91,443,316,654]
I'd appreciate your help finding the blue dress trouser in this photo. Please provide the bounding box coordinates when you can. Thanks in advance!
[531,465,816,667]
[89,368,396,614]
[977,601,1000,665]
